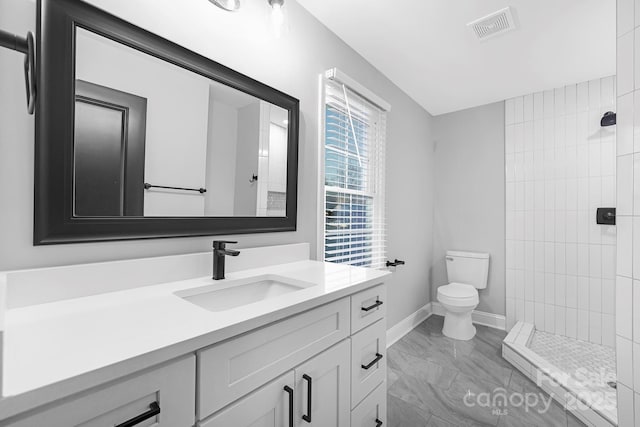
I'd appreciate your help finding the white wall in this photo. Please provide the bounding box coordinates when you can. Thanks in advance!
[504,77,617,349]
[204,97,238,216]
[0,0,434,331]
[432,102,506,315]
[234,103,261,215]
[75,28,210,216]
[615,1,640,424]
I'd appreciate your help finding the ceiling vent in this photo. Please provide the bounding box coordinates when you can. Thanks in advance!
[467,7,517,41]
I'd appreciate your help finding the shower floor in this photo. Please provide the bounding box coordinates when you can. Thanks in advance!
[503,322,617,427]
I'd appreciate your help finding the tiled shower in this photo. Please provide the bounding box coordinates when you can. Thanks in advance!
[505,76,617,347]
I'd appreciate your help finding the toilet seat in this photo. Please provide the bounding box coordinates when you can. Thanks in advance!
[437,282,479,306]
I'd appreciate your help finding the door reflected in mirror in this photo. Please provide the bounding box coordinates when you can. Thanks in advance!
[74,27,289,218]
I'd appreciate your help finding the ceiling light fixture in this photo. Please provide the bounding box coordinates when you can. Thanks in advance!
[268,0,286,37]
[208,0,240,12]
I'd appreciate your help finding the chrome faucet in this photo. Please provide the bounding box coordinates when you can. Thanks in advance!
[212,240,240,280]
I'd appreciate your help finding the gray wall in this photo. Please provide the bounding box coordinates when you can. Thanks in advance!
[432,102,506,315]
[0,0,434,330]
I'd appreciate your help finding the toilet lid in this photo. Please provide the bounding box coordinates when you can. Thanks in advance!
[437,283,477,299]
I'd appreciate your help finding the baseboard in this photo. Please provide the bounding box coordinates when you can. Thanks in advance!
[431,302,506,331]
[386,302,433,348]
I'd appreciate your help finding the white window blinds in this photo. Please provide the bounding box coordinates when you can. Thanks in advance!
[322,76,387,269]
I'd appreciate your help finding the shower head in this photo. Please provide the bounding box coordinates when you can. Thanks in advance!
[600,111,616,127]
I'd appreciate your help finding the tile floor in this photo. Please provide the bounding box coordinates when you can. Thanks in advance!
[387,315,587,426]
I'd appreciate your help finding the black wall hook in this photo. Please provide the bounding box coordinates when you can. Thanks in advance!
[0,29,36,114]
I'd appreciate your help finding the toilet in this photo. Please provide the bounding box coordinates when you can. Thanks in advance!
[437,250,490,340]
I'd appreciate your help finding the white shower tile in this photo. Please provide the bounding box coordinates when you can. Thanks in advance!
[617,275,634,339]
[620,0,635,36]
[523,94,534,122]
[534,242,544,271]
[555,274,566,306]
[535,302,545,331]
[577,244,589,277]
[602,224,617,246]
[617,336,634,387]
[506,269,515,299]
[576,146,589,178]
[566,275,578,308]
[602,279,616,315]
[566,243,577,276]
[602,314,615,347]
[618,154,634,215]
[544,304,555,333]
[566,308,578,339]
[506,124,515,154]
[589,278,602,312]
[514,97,524,124]
[506,297,516,329]
[554,306,566,336]
[555,180,566,212]
[515,182,525,211]
[601,76,615,109]
[543,119,555,152]
[554,243,566,274]
[525,269,535,301]
[589,311,602,344]
[589,245,602,278]
[515,240,525,270]
[524,182,534,213]
[534,180,545,209]
[618,92,634,156]
[506,182,515,212]
[524,241,534,272]
[634,342,640,387]
[534,211,544,242]
[588,80,601,111]
[515,298,525,322]
[544,212,555,242]
[506,212,514,240]
[514,211,524,240]
[588,177,602,213]
[601,142,616,177]
[506,98,515,125]
[565,114,577,147]
[544,181,555,211]
[524,301,534,323]
[618,31,634,96]
[505,153,515,182]
[617,384,635,427]
[588,143,601,178]
[555,212,566,243]
[543,149,555,178]
[577,276,590,311]
[601,175,616,208]
[543,90,554,118]
[565,179,578,212]
[554,87,566,116]
[636,0,640,28]
[566,212,578,244]
[635,154,640,215]
[545,273,555,305]
[533,120,544,151]
[577,309,589,341]
[635,29,640,91]
[515,269,525,300]
[577,82,589,112]
[635,217,640,279]
[535,271,545,302]
[544,243,555,273]
[602,245,616,280]
[534,92,544,120]
[617,216,633,278]
[634,280,640,343]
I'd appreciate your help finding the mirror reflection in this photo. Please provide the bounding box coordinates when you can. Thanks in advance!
[73,28,289,218]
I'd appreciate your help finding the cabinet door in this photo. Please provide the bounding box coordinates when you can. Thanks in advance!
[294,340,350,427]
[351,319,386,408]
[351,382,387,427]
[200,371,295,427]
[7,356,195,427]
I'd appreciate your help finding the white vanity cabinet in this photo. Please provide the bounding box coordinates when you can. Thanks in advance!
[6,356,196,427]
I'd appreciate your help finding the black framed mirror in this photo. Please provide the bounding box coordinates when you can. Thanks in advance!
[35,0,299,244]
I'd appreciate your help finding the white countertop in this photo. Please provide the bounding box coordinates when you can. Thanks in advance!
[0,259,389,420]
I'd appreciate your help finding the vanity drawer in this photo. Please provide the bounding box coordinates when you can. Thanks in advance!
[7,356,195,427]
[351,381,387,427]
[351,319,386,408]
[198,298,350,419]
[350,284,386,334]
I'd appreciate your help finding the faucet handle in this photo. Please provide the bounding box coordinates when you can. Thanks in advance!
[213,240,238,249]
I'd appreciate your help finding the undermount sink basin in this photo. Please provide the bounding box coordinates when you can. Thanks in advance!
[175,274,314,312]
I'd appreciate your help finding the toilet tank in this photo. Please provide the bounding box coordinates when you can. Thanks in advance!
[445,250,490,289]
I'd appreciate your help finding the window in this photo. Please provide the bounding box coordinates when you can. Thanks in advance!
[321,71,388,268]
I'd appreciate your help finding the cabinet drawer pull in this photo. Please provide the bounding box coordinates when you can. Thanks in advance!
[361,353,383,370]
[115,401,160,427]
[302,374,312,423]
[361,300,383,312]
[284,385,294,427]
[375,418,383,426]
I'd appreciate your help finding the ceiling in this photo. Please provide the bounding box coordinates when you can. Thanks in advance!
[296,0,616,116]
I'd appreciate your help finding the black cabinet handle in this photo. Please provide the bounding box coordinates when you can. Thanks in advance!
[361,300,383,312]
[284,385,294,427]
[302,374,312,423]
[361,353,383,370]
[376,418,383,426]
[115,402,160,427]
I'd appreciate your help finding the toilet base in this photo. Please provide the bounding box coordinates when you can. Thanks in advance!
[442,310,476,340]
